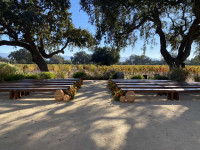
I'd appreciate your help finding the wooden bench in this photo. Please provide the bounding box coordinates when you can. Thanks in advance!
[0,78,80,100]
[3,80,78,84]
[0,87,71,99]
[112,79,171,83]
[121,88,200,100]
[0,85,72,99]
[117,85,200,88]
[111,79,200,100]
[116,82,200,86]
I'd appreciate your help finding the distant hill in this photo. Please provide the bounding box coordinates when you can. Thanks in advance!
[63,55,128,62]
[62,55,72,60]
[0,53,9,58]
[120,57,127,62]
[0,53,127,62]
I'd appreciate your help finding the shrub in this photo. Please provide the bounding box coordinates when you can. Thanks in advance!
[1,73,39,82]
[3,74,26,81]
[104,70,118,79]
[38,72,55,79]
[112,72,118,79]
[130,74,144,79]
[0,62,19,75]
[194,75,200,82]
[72,71,87,79]
[153,75,169,80]
[54,70,66,79]
[169,68,190,82]
[25,74,39,79]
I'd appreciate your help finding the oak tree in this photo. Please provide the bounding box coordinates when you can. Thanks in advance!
[71,51,92,64]
[8,48,32,64]
[81,0,200,68]
[0,0,94,71]
[91,47,120,65]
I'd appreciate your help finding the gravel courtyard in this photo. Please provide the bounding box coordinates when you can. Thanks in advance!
[0,80,200,150]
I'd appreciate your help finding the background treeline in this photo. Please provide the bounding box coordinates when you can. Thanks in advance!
[1,48,200,65]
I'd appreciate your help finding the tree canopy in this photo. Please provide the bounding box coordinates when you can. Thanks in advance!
[123,54,166,65]
[0,56,9,63]
[81,0,200,68]
[0,0,95,71]
[8,48,33,64]
[91,47,120,65]
[48,55,65,64]
[71,51,92,64]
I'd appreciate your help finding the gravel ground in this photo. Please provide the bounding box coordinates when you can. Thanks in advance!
[0,80,200,150]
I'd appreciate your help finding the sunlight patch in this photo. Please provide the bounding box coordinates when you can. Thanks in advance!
[90,119,130,149]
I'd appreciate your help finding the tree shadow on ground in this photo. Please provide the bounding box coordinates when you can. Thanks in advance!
[0,80,200,150]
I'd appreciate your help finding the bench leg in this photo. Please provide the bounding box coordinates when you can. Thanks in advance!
[167,93,174,100]
[157,92,162,96]
[157,92,168,96]
[173,93,179,100]
[10,91,14,99]
[13,91,21,99]
[18,91,22,98]
[163,93,168,96]
[24,92,30,96]
[14,91,18,99]
[21,91,25,96]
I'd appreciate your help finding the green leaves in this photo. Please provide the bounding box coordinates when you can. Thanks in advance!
[91,47,120,65]
[0,0,95,62]
[81,0,199,50]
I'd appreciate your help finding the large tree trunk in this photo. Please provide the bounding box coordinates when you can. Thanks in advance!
[154,12,199,70]
[25,35,49,72]
[32,52,49,72]
[162,55,184,69]
[156,21,192,70]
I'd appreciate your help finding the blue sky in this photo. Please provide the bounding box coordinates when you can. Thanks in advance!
[0,0,196,60]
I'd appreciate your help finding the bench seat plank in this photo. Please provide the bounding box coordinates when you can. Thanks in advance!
[117,85,200,88]
[0,87,70,92]
[121,88,200,93]
[112,79,171,83]
[3,81,77,84]
[116,82,200,86]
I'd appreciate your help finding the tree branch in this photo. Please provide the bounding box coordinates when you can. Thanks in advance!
[39,49,65,58]
[38,38,70,58]
[3,23,18,40]
[60,39,70,51]
[178,19,200,59]
[153,12,174,67]
[0,32,8,35]
[117,17,148,36]
[0,40,31,50]
[0,27,6,32]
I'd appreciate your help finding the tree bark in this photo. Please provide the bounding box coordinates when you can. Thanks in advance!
[154,15,199,70]
[24,34,49,72]
[32,52,49,72]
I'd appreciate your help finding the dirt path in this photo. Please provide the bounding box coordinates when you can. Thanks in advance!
[0,80,200,150]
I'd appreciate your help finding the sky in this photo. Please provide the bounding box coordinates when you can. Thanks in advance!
[0,0,196,60]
